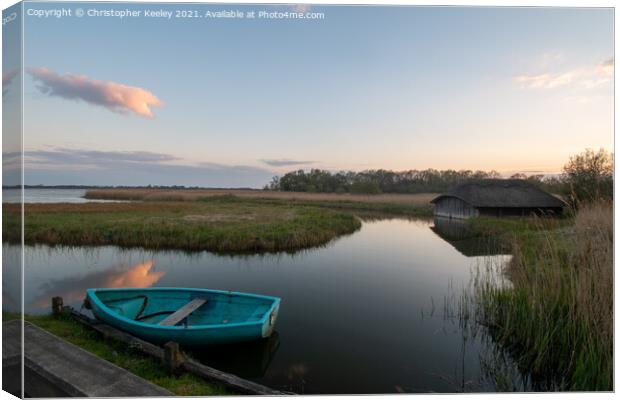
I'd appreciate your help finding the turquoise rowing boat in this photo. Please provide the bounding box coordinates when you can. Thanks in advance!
[85,288,280,346]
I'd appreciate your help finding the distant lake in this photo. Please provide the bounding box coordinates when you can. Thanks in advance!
[2,188,122,203]
[2,200,529,393]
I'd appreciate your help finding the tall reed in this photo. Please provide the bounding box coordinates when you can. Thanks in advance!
[474,202,613,390]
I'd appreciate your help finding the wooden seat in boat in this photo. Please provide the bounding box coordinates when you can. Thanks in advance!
[159,298,208,326]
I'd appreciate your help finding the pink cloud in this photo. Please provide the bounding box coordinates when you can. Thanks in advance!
[27,67,163,118]
[3,69,18,95]
[598,57,614,77]
[3,69,18,87]
[515,57,614,90]
[515,71,576,89]
[291,4,311,12]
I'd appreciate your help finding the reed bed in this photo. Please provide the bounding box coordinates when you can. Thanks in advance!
[3,199,362,253]
[472,202,613,390]
[84,188,438,205]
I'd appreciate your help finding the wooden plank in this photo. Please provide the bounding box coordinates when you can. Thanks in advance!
[182,358,289,395]
[66,307,291,395]
[4,320,172,397]
[159,298,207,326]
[68,308,164,360]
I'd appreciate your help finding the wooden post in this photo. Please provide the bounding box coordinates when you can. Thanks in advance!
[66,308,288,394]
[52,297,64,316]
[163,341,184,374]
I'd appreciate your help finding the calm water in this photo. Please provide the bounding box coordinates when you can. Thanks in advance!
[2,188,121,203]
[3,221,524,393]
[2,189,525,393]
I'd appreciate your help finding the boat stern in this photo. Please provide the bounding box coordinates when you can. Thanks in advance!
[262,300,280,338]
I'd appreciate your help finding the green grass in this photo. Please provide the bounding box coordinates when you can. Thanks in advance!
[243,197,434,217]
[82,189,436,217]
[3,197,363,253]
[464,214,573,259]
[466,203,612,391]
[2,312,230,396]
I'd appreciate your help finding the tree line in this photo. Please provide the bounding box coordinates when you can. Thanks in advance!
[265,148,613,206]
[265,168,561,194]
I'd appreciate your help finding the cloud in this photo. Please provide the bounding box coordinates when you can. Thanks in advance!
[515,71,577,89]
[290,4,311,12]
[2,151,21,167]
[27,67,163,118]
[515,57,613,90]
[22,148,179,168]
[3,69,18,96]
[598,57,614,76]
[13,147,275,188]
[260,158,316,167]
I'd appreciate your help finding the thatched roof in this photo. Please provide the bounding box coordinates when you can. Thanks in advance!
[431,179,566,208]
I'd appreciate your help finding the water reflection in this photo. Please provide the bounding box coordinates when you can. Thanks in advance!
[30,260,165,311]
[189,331,281,379]
[2,238,22,313]
[10,218,523,393]
[430,217,506,257]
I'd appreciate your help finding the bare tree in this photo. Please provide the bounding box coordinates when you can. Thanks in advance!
[563,148,613,207]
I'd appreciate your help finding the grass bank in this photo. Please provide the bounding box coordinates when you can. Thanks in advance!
[2,312,230,396]
[468,202,612,390]
[3,197,362,253]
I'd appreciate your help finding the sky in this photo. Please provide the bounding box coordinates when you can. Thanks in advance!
[2,3,615,187]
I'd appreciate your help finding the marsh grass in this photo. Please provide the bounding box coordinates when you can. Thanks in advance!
[469,202,613,390]
[419,257,532,393]
[84,189,436,216]
[3,197,362,253]
[252,197,434,217]
[2,312,229,396]
[84,188,438,205]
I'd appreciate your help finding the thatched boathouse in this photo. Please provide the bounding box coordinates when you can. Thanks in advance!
[431,179,565,219]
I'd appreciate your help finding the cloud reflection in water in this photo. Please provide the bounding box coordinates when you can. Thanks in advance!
[30,260,165,312]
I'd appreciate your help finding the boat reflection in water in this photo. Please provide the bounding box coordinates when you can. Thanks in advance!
[26,254,282,378]
[430,217,507,257]
[188,330,281,379]
[13,215,528,393]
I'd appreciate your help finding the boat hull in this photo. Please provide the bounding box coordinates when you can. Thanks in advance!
[86,288,280,346]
